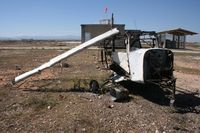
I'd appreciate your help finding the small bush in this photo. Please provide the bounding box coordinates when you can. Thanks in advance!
[22,95,57,110]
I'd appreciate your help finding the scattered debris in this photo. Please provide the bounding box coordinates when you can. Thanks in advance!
[15,65,21,70]
[108,104,114,108]
[47,106,51,110]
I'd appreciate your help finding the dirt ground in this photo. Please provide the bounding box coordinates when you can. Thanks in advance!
[0,41,200,132]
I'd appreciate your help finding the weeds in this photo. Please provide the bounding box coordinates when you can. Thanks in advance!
[174,64,200,75]
[174,52,200,57]
[22,94,57,110]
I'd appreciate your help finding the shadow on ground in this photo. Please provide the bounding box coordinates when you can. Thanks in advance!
[23,87,90,93]
[120,81,200,114]
[22,80,200,114]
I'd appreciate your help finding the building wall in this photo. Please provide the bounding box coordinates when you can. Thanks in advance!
[81,24,125,43]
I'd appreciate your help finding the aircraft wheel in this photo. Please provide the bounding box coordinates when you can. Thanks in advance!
[89,80,99,93]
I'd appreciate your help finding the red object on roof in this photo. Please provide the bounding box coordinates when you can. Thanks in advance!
[104,7,108,13]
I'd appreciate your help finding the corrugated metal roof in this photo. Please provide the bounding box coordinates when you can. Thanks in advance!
[158,28,197,35]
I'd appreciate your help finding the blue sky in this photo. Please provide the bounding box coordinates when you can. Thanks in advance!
[0,0,199,41]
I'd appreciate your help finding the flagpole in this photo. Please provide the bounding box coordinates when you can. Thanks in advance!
[104,6,108,19]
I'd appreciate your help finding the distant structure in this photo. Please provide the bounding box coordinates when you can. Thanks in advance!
[158,28,197,49]
[99,19,111,25]
[81,19,125,48]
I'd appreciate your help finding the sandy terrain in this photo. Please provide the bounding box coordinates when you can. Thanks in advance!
[0,41,200,132]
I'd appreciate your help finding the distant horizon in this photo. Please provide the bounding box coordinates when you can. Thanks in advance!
[1,35,200,43]
[0,35,81,41]
[0,26,199,42]
[0,26,198,42]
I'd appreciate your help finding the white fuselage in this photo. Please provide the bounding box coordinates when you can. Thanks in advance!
[112,48,172,83]
[112,48,147,83]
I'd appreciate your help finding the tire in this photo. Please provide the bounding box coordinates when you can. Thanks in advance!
[89,80,99,93]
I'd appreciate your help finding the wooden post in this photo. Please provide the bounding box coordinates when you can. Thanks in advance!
[111,13,115,52]
[183,35,186,49]
[178,35,180,49]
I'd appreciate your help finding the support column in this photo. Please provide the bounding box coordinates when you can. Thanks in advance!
[183,35,186,49]
[177,35,180,49]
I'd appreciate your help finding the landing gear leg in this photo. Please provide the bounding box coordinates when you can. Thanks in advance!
[170,79,176,108]
[89,80,100,94]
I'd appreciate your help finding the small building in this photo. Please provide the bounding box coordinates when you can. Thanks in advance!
[81,19,125,48]
[81,24,125,42]
[158,28,197,49]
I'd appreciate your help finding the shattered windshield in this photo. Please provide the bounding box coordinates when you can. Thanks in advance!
[129,34,157,51]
